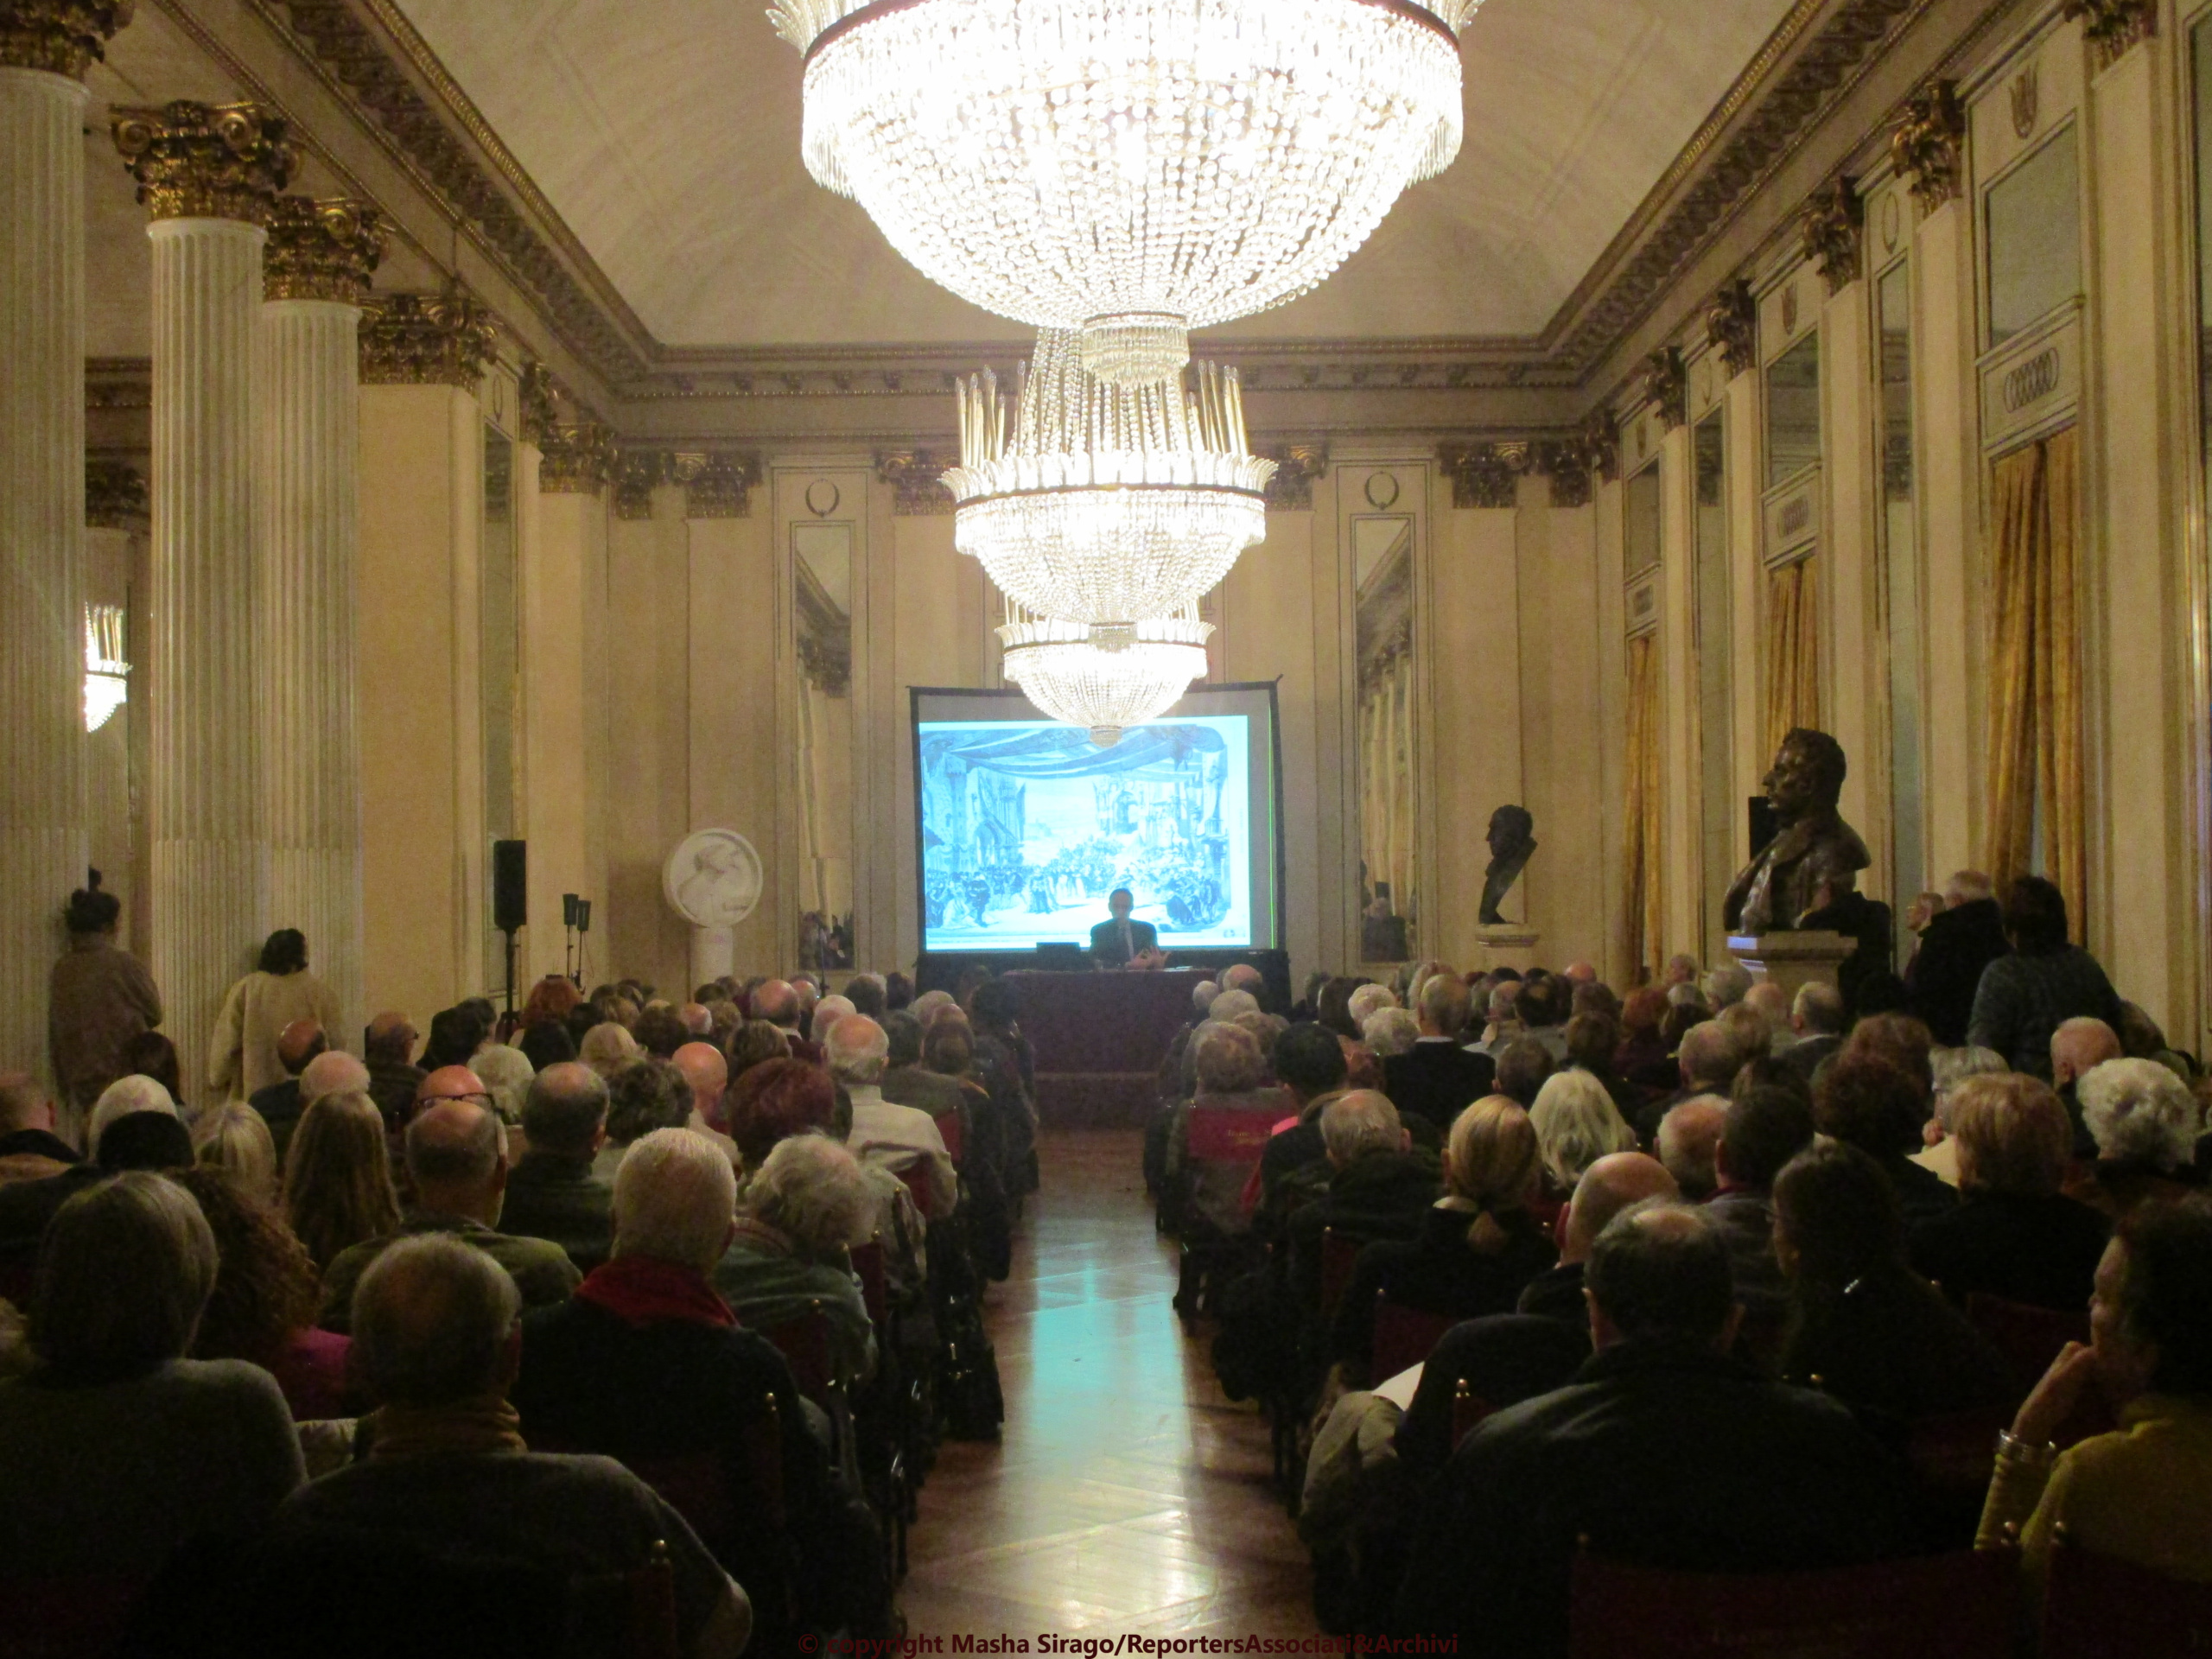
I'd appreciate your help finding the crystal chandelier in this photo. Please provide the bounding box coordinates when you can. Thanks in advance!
[1000,600,1211,747]
[772,0,1478,385]
[83,604,129,734]
[944,328,1274,628]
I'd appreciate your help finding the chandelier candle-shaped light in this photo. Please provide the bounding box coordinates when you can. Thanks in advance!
[945,328,1274,627]
[83,605,130,734]
[1000,597,1212,747]
[772,0,1478,385]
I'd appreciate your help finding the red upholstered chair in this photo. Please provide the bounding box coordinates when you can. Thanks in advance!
[754,1301,839,1414]
[1966,1293,2090,1390]
[2042,1531,2212,1658]
[1185,1104,1279,1165]
[850,1237,889,1330]
[1369,1294,1454,1383]
[1566,1547,2018,1659]
[932,1108,964,1167]
[1171,1107,1278,1322]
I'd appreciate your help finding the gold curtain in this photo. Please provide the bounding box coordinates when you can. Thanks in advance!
[1358,645,1416,946]
[1982,427,2085,923]
[1763,555,1821,757]
[1624,633,1664,981]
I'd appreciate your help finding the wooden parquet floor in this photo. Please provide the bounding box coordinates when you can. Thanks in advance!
[896,1129,1316,1641]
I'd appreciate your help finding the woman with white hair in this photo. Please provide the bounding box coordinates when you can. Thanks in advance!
[469,1042,536,1128]
[86,1071,178,1160]
[1528,1068,1639,1197]
[577,1021,641,1081]
[1362,1006,1422,1059]
[1346,982,1398,1030]
[2078,1058,2207,1220]
[191,1101,279,1204]
[711,1134,878,1384]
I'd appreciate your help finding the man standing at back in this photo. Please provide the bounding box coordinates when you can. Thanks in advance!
[1907,870,2010,1046]
[1382,971,1494,1132]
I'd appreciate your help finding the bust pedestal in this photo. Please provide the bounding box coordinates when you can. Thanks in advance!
[1727,931,1854,1001]
[1473,924,1541,975]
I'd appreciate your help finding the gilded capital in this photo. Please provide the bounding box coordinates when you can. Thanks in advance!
[264,196,385,304]
[1641,346,1688,431]
[1801,176,1864,294]
[674,451,759,519]
[1576,410,1619,486]
[1536,440,1592,510]
[1,0,130,78]
[85,456,147,529]
[519,362,559,445]
[538,423,613,495]
[1705,280,1757,380]
[1891,81,1966,212]
[111,101,296,226]
[2062,0,2154,67]
[614,449,666,519]
[359,292,499,388]
[876,449,956,516]
[1258,443,1326,512]
[1440,442,1520,511]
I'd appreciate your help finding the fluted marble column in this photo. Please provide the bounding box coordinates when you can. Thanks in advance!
[1,6,128,1091]
[114,101,296,1106]
[259,198,384,1050]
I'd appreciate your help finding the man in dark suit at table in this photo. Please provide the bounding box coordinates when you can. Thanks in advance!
[1383,970,1495,1132]
[1090,888,1160,969]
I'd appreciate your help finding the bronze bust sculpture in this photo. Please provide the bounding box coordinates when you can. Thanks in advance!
[1722,728,1870,936]
[1479,805,1536,926]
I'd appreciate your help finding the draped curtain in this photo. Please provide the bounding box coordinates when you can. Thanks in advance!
[1359,645,1416,944]
[1982,427,2084,925]
[1624,633,1663,982]
[1763,555,1821,757]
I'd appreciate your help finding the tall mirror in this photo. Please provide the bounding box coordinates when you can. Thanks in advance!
[482,426,520,982]
[1355,514,1416,963]
[1986,128,2080,345]
[1693,411,1732,958]
[1878,260,1925,933]
[1766,332,1821,485]
[1624,460,1662,576]
[793,520,855,970]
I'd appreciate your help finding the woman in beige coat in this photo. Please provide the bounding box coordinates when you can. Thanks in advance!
[208,930,341,1103]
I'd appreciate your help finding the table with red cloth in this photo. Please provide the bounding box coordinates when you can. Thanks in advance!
[1005,969,1206,1128]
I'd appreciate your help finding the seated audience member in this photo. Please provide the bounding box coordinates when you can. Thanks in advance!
[192,1101,279,1203]
[1393,1204,1906,1652]
[268,1234,748,1659]
[1976,1198,2212,1593]
[1284,1091,1439,1313]
[500,1062,617,1272]
[599,1056,696,1180]
[1907,870,2010,1046]
[1332,1099,1557,1383]
[1516,1152,1678,1332]
[1771,1143,2014,1429]
[1914,1045,2010,1186]
[1614,988,1673,1091]
[0,1077,185,1261]
[173,1167,353,1419]
[727,1058,838,1176]
[89,1071,180,1157]
[2051,1015,2125,1159]
[1382,973,1496,1133]
[1705,1086,1816,1327]
[1637,1018,1753,1144]
[880,1011,966,1122]
[1491,1038,1554,1110]
[1703,962,1753,1013]
[633,1002,690,1063]
[521,974,583,1033]
[670,1042,741,1164]
[1654,1096,1728,1202]
[116,1027,184,1107]
[1516,976,1573,1063]
[1783,981,1849,1083]
[1167,1024,1292,1238]
[1392,1312,1595,1482]
[1743,981,1794,1046]
[1347,982,1398,1033]
[1564,1012,1640,1122]
[1528,1069,1639,1201]
[471,1043,535,1128]
[2078,1058,2205,1219]
[1156,980,1221,1103]
[513,1129,890,1641]
[516,1019,577,1076]
[577,1020,642,1080]
[713,1133,878,1383]
[1471,982,1522,1055]
[362,1011,424,1130]
[0,1173,304,1577]
[1362,1007,1421,1060]
[728,1018,792,1087]
[967,979,1041,1198]
[283,1090,401,1271]
[829,1014,956,1219]
[317,1076,582,1332]
[1252,1022,1356,1232]
[0,1071,78,1186]
[1663,953,1701,988]
[417,1003,489,1073]
[247,1020,326,1164]
[1842,1010,1938,1096]
[1968,875,2123,1080]
[1910,1073,2110,1312]
[1815,1052,1960,1230]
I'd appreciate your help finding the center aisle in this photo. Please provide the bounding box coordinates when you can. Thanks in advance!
[898,1128,1314,1638]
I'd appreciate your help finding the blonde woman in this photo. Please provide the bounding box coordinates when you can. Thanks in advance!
[192,1103,279,1205]
[1331,1096,1558,1384]
[577,1021,641,1081]
[1529,1068,1640,1198]
[281,1091,401,1271]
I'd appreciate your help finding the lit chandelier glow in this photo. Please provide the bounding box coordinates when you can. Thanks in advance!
[771,0,1478,385]
[944,328,1274,627]
[1000,601,1212,747]
[83,604,129,734]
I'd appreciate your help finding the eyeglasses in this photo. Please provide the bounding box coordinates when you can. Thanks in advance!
[416,1090,494,1109]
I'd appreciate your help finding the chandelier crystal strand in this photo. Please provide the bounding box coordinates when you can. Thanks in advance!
[944,328,1274,626]
[773,0,1478,385]
[999,596,1212,747]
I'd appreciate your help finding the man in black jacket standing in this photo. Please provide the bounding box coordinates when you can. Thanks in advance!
[1906,871,2010,1045]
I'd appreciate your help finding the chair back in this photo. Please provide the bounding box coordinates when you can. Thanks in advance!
[1319,1226,1363,1319]
[1450,1378,1491,1451]
[1370,1294,1455,1382]
[851,1237,890,1328]
[755,1301,838,1413]
[895,1160,932,1217]
[934,1108,964,1166]
[1966,1293,2090,1389]
[2043,1535,2212,1658]
[622,1541,679,1659]
[1566,1547,2018,1659]
[1185,1105,1277,1166]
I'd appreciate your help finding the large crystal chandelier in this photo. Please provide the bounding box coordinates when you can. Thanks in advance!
[772,0,1478,385]
[1001,600,1211,747]
[944,328,1274,628]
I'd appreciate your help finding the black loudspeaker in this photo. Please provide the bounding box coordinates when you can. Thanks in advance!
[493,840,528,932]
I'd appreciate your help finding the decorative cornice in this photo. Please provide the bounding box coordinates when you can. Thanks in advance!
[1,0,131,78]
[613,449,665,519]
[1577,409,1619,486]
[537,423,613,494]
[2063,0,2154,69]
[264,195,385,305]
[359,291,499,388]
[85,457,147,529]
[111,101,295,226]
[518,361,559,444]
[1891,80,1966,211]
[1641,346,1688,430]
[875,449,957,516]
[1440,442,1521,510]
[1801,176,1865,294]
[673,452,760,519]
[1705,280,1758,380]
[1258,443,1327,512]
[86,358,150,411]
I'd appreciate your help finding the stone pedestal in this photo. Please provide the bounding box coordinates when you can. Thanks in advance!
[1472,924,1541,975]
[1727,931,1855,1001]
[690,925,734,987]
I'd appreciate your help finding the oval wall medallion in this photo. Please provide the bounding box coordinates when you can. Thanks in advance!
[805,480,842,518]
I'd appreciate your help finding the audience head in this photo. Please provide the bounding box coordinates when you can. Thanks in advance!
[613,1128,737,1273]
[469,1044,534,1127]
[728,1019,791,1083]
[118,1030,182,1103]
[883,971,913,1012]
[1361,1007,1421,1058]
[2099,1199,2212,1403]
[1493,1038,1555,1109]
[823,1015,890,1087]
[1445,1099,1543,1246]
[2079,1058,2201,1174]
[191,1103,278,1203]
[1234,1009,1286,1066]
[922,1020,976,1079]
[1791,980,1847,1039]
[1570,981,1622,1023]
[813,995,858,1033]
[282,1090,399,1268]
[1715,1085,1816,1193]
[1619,987,1666,1041]
[63,871,122,937]
[1715,1001,1775,1066]
[2002,874,2072,955]
[1560,1153,1679,1263]
[1771,1141,1906,1288]
[1563,962,1598,988]
[404,1089,506,1222]
[299,1048,370,1108]
[631,1003,689,1061]
[845,976,887,1021]
[275,1020,327,1078]
[1729,1054,1812,1109]
[1346,983,1396,1030]
[97,1111,193,1172]
[1273,1021,1350,1105]
[577,1021,641,1080]
[87,1074,178,1161]
[257,929,309,976]
[1414,970,1472,1039]
[1929,1045,2009,1134]
[1221,963,1266,1000]
[520,976,582,1032]
[419,1005,488,1072]
[1663,954,1700,988]
[1319,1090,1408,1166]
[1659,1003,1705,1054]
[352,1233,520,1408]
[1676,1020,1742,1093]
[170,1166,317,1368]
[1701,963,1753,1012]
[753,979,802,1032]
[1193,1024,1267,1095]
[1192,980,1221,1017]
[970,978,1020,1033]
[1317,977,1365,1039]
[1517,977,1567,1031]
[728,1058,837,1170]
[1208,988,1261,1024]
[2052,1017,2123,1090]
[518,1020,576,1073]
[1948,1072,2072,1198]
[1840,1012,1936,1102]
[1655,1096,1729,1201]
[521,1062,609,1158]
[1742,982,1792,1038]
[1564,1013,1621,1078]
[1943,869,1996,909]
[33,1172,218,1383]
[744,1133,873,1255]
[881,1011,928,1071]
[0,1072,52,1138]
[1814,1053,1925,1162]
[671,1042,728,1120]
[1484,982,1521,1027]
[605,1058,693,1147]
[1529,1069,1638,1192]
[1585,1202,1737,1352]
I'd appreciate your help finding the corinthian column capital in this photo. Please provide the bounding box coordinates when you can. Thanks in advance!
[359,291,499,388]
[264,195,385,305]
[111,100,296,225]
[1,0,132,79]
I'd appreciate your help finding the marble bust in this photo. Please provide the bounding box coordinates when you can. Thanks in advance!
[1478,804,1537,926]
[1722,729,1870,936]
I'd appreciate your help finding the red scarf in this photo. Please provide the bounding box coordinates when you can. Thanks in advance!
[575,1255,735,1329]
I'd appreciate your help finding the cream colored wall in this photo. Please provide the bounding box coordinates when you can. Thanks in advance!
[1430,493,1522,967]
[1520,486,1607,971]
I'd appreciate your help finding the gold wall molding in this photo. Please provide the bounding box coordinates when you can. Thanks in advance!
[875,449,956,516]
[264,195,386,305]
[1641,346,1688,430]
[1891,80,1966,211]
[613,449,664,518]
[1705,279,1757,380]
[1801,176,1865,293]
[1,0,131,78]
[538,423,613,494]
[359,291,499,388]
[111,100,296,225]
[85,456,148,528]
[1577,410,1619,486]
[1258,443,1327,512]
[1440,442,1522,510]
[2062,1,2154,70]
[674,452,760,519]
